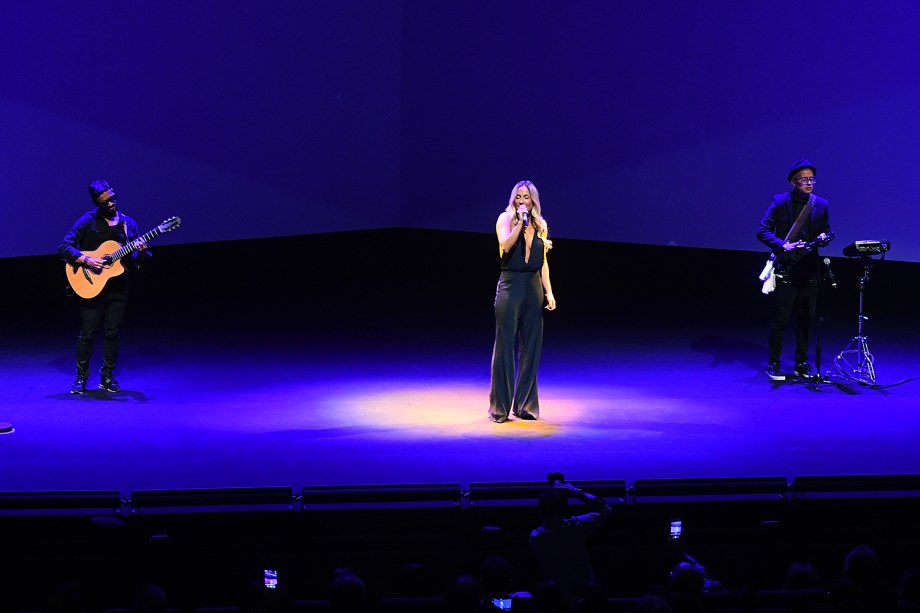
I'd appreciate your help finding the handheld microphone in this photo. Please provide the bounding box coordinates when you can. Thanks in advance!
[823,257,837,288]
[521,211,529,227]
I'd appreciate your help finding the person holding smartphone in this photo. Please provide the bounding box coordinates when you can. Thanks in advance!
[529,474,612,597]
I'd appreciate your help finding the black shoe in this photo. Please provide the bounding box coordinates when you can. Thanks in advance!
[99,375,121,393]
[766,362,785,381]
[794,362,816,380]
[70,377,87,394]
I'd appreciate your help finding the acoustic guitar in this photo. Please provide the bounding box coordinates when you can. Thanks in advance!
[65,216,181,298]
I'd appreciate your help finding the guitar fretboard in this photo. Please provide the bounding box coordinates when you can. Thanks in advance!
[107,227,163,263]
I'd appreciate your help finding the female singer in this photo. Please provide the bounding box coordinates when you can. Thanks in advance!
[488,180,555,423]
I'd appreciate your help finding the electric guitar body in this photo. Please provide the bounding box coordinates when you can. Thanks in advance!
[759,231,834,294]
[774,231,835,276]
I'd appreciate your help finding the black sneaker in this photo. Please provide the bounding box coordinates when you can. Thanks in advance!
[99,375,121,393]
[70,377,87,394]
[794,362,816,380]
[766,362,785,381]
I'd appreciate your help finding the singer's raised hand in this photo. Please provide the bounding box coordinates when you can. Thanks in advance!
[517,204,530,224]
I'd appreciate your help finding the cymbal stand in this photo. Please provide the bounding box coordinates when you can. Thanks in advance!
[834,256,877,386]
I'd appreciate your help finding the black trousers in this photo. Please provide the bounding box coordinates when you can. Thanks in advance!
[75,285,129,378]
[768,273,817,365]
[489,270,543,421]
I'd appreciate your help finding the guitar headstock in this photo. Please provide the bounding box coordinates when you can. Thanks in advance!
[159,216,182,233]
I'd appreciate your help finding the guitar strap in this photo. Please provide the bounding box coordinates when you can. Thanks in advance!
[784,194,814,244]
[760,194,815,295]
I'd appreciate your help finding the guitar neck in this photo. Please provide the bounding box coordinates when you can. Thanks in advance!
[108,227,162,263]
[806,232,834,250]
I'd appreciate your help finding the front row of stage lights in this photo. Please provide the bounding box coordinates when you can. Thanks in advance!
[5,473,920,515]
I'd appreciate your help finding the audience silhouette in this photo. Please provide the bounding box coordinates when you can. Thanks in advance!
[6,477,920,613]
[327,568,367,613]
[529,473,613,598]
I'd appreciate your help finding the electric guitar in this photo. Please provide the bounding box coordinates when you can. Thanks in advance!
[759,230,834,294]
[65,216,181,298]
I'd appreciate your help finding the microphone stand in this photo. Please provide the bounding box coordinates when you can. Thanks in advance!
[811,255,828,384]
[800,251,837,388]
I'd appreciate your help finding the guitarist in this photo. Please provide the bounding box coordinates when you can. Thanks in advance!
[756,159,831,382]
[58,179,150,394]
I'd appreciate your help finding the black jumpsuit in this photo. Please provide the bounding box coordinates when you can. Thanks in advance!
[489,228,545,422]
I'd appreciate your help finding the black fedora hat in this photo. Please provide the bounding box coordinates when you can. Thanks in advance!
[787,159,816,181]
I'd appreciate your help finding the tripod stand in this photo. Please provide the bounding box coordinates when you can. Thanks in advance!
[834,256,878,385]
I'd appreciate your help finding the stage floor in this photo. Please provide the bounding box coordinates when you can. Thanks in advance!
[4,313,920,496]
[3,231,920,496]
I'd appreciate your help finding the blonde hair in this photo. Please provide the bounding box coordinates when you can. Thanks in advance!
[505,180,549,239]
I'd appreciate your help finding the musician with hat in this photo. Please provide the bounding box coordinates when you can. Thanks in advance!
[59,179,151,394]
[756,159,832,381]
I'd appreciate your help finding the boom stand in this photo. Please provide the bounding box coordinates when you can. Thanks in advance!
[834,256,877,386]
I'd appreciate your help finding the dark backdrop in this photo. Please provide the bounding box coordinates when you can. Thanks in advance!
[3,1,919,261]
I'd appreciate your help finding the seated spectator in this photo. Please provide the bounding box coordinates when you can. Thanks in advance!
[783,561,823,590]
[328,568,368,613]
[129,584,169,613]
[631,595,672,613]
[668,563,705,595]
[480,555,531,605]
[670,556,723,594]
[843,545,880,589]
[830,544,897,611]
[443,574,482,613]
[666,557,728,613]
[898,567,920,610]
